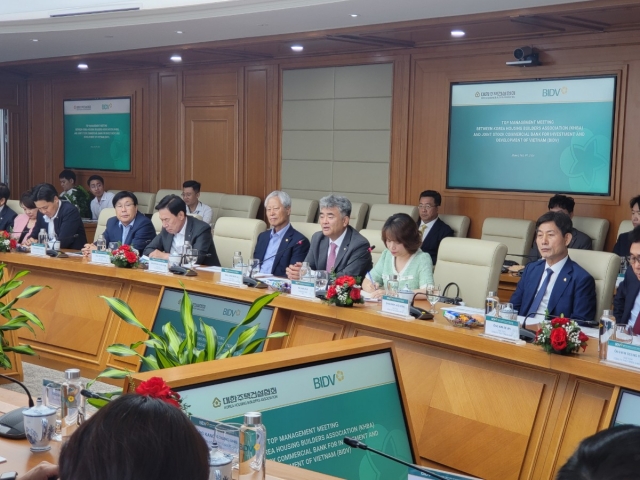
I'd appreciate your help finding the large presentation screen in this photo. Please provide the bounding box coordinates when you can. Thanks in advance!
[63,98,131,171]
[177,350,414,480]
[447,76,616,195]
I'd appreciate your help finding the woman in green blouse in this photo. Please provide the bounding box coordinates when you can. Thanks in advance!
[362,213,434,299]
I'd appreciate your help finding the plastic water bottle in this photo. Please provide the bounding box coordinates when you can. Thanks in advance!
[239,412,266,480]
[96,235,106,252]
[599,309,616,360]
[37,228,48,245]
[60,368,85,439]
[233,251,243,270]
[485,291,499,316]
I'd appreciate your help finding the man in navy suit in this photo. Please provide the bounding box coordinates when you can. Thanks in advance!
[510,211,596,321]
[612,194,640,258]
[614,226,640,332]
[253,191,309,277]
[81,191,156,255]
[0,183,17,232]
[27,183,87,250]
[417,190,454,265]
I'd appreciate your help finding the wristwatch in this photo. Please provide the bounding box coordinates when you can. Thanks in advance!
[0,472,18,480]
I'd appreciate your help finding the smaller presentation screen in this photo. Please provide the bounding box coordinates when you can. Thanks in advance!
[63,98,131,171]
[176,350,414,480]
[447,76,616,195]
[610,388,640,427]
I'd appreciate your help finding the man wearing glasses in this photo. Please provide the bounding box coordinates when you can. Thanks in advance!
[417,190,453,265]
[614,227,640,333]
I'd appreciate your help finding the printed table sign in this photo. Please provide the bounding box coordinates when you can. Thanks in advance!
[220,268,243,286]
[606,341,640,370]
[148,258,169,274]
[90,250,112,266]
[30,244,47,257]
[381,295,410,318]
[290,280,316,299]
[483,315,520,341]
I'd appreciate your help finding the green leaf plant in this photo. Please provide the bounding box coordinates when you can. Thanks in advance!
[0,264,49,370]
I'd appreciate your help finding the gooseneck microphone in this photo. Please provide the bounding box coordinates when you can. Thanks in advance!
[343,437,447,480]
[0,373,35,439]
[80,389,112,403]
[520,312,545,342]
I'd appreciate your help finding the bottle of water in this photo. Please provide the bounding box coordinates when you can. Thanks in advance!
[95,235,106,252]
[60,368,85,439]
[599,309,616,361]
[239,412,266,480]
[485,291,499,316]
[37,228,48,245]
[299,262,310,282]
[233,251,243,270]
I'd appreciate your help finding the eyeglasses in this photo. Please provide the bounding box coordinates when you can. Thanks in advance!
[115,203,135,210]
[418,204,436,210]
[627,256,640,265]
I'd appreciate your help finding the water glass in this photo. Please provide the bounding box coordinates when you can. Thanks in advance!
[247,258,260,277]
[614,324,634,344]
[426,284,441,314]
[498,303,514,319]
[216,422,242,469]
[184,248,198,268]
[42,383,62,442]
[315,270,329,290]
[168,254,182,267]
[108,242,119,252]
[386,279,400,297]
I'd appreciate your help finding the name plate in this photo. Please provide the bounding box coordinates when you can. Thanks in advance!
[381,295,409,317]
[484,315,520,341]
[30,244,47,256]
[607,340,640,369]
[290,280,316,299]
[148,258,169,273]
[220,268,243,286]
[90,250,112,265]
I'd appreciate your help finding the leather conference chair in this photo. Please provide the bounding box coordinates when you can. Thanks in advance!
[218,194,260,220]
[358,229,383,264]
[198,192,224,226]
[434,237,508,310]
[572,216,610,251]
[214,217,267,268]
[481,217,535,265]
[568,248,619,322]
[94,208,116,241]
[618,219,633,240]
[290,198,319,223]
[151,212,162,235]
[6,200,22,216]
[133,192,156,215]
[439,214,470,238]
[365,204,419,230]
[155,189,182,204]
[290,221,322,245]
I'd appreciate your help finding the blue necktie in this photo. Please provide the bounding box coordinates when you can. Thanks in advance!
[528,268,554,317]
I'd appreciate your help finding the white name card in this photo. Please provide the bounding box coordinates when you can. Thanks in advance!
[484,315,520,341]
[148,258,169,274]
[30,244,47,257]
[90,250,112,266]
[290,280,316,299]
[381,295,409,318]
[607,341,640,370]
[220,268,243,286]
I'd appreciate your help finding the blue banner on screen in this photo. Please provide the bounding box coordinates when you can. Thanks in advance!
[64,98,131,171]
[447,76,616,195]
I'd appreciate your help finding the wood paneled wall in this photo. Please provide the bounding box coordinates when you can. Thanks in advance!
[2,27,640,248]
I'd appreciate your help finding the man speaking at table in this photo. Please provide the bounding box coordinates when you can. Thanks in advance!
[144,194,220,266]
[510,211,596,321]
[286,195,372,280]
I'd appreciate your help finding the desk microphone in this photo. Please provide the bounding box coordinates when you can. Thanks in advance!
[0,374,35,439]
[520,312,545,342]
[45,234,79,257]
[80,389,113,403]
[343,437,447,480]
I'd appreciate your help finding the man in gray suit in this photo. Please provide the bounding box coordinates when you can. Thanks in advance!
[286,195,372,279]
[144,194,220,266]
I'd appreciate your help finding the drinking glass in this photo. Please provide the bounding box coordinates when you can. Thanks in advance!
[216,422,242,469]
[247,258,260,277]
[108,242,119,252]
[498,303,514,319]
[614,324,634,344]
[168,254,182,267]
[426,284,440,314]
[386,279,400,297]
[315,270,329,290]
[42,383,62,442]
[184,248,198,268]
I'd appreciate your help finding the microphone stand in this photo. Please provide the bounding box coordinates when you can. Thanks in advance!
[0,373,35,439]
[520,312,546,342]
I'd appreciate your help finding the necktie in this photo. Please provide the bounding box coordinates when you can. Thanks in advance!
[527,268,554,317]
[633,311,640,335]
[326,243,338,272]
[419,224,427,239]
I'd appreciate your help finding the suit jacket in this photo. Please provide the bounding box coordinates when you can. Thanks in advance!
[304,226,372,278]
[0,205,17,233]
[529,228,592,259]
[143,215,220,267]
[613,231,631,258]
[418,217,454,265]
[253,224,310,277]
[102,212,156,253]
[31,200,87,250]
[614,266,640,324]
[510,257,596,321]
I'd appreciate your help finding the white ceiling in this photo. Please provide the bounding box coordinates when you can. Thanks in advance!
[0,0,590,64]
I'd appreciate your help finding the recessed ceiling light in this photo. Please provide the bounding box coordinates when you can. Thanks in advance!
[291,45,304,52]
[176,30,183,34]
[77,63,88,70]
[170,55,182,62]
[451,30,465,38]
[31,39,38,42]
[350,14,359,17]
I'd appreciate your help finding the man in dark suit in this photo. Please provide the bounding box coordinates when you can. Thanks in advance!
[614,226,640,332]
[81,191,156,255]
[613,194,640,258]
[511,211,596,321]
[417,190,454,265]
[286,195,372,279]
[529,194,592,259]
[253,191,309,277]
[143,194,220,266]
[27,183,87,250]
[0,183,17,232]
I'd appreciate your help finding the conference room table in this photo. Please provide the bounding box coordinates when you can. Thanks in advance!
[1,251,639,480]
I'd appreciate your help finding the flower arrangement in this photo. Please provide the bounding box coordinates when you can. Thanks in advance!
[534,316,589,354]
[0,231,17,253]
[325,275,363,307]
[135,376,185,410]
[110,244,139,268]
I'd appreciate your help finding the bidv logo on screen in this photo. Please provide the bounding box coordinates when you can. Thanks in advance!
[542,86,568,97]
[313,370,344,389]
[101,103,113,110]
[223,308,242,318]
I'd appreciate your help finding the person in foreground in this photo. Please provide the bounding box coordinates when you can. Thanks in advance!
[510,211,596,321]
[253,190,309,277]
[27,183,87,250]
[18,393,209,480]
[613,226,640,330]
[363,213,434,299]
[286,195,372,279]
[144,194,220,266]
[613,194,640,257]
[81,191,156,255]
[556,425,640,479]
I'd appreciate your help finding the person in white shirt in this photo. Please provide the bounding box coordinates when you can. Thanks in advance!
[182,180,213,225]
[87,175,115,220]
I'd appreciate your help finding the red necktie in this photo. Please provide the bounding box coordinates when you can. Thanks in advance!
[326,243,338,272]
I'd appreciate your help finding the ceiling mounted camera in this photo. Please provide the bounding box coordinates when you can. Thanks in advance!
[506,46,540,67]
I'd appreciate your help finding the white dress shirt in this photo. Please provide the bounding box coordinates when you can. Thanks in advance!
[187,201,213,225]
[90,192,115,220]
[44,201,62,239]
[534,255,569,317]
[170,219,188,255]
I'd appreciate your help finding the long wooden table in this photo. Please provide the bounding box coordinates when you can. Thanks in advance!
[1,252,638,480]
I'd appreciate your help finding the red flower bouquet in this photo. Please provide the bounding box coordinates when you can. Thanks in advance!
[534,316,589,354]
[135,376,182,409]
[110,244,140,268]
[325,275,364,307]
[0,231,17,252]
